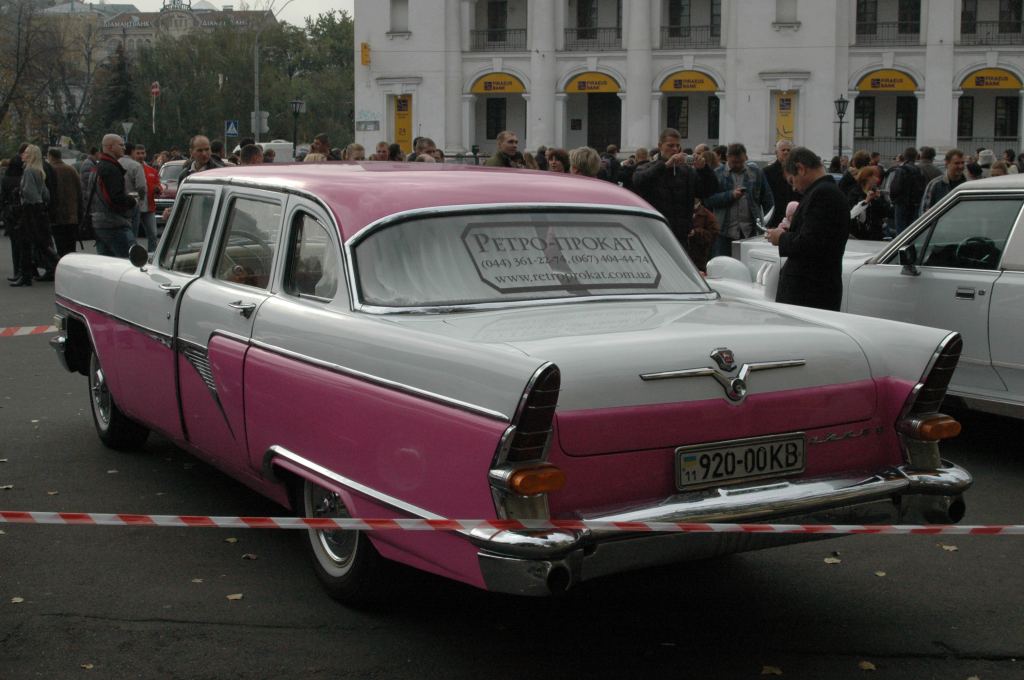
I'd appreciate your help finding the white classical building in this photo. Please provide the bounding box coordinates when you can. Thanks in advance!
[353,0,1024,160]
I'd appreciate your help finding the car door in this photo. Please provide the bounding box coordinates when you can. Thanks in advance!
[847,195,1023,394]
[112,189,221,440]
[175,189,286,477]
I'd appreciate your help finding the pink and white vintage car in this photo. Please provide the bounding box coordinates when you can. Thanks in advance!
[52,163,971,602]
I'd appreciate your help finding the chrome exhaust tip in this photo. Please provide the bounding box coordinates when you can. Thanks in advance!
[901,494,966,524]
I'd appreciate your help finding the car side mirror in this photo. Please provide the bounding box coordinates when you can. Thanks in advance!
[898,244,919,277]
[129,243,150,269]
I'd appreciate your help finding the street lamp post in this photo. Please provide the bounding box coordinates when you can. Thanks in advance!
[834,95,849,160]
[289,98,304,158]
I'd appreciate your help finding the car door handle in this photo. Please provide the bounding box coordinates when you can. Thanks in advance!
[227,300,257,318]
[955,287,976,300]
[159,282,181,298]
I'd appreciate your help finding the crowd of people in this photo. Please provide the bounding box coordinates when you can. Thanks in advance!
[0,125,1017,309]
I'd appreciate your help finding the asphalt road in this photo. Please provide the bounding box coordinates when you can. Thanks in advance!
[1,241,1022,680]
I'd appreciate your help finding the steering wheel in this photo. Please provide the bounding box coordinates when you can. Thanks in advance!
[954,236,999,269]
[219,229,274,284]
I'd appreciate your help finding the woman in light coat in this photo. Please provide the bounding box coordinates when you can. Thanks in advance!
[11,144,57,287]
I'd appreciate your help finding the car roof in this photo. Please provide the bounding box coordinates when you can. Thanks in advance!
[952,172,1024,192]
[183,162,655,241]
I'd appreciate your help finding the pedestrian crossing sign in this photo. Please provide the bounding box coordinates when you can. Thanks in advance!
[225,119,240,138]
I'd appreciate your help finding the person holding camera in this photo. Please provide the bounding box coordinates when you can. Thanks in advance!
[704,143,774,258]
[847,166,889,240]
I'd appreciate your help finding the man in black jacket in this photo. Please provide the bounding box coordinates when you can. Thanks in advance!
[765,147,847,311]
[632,128,717,257]
[90,133,137,258]
[763,140,796,229]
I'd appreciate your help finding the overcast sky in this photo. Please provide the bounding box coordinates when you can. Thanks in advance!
[126,0,355,28]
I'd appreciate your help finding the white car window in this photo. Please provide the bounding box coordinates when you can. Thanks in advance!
[158,192,216,275]
[353,211,709,308]
[283,213,339,300]
[215,197,283,289]
[904,198,1022,271]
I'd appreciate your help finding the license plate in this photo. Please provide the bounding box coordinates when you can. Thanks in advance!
[676,433,805,490]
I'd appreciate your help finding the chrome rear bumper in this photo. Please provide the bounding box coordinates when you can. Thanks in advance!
[474,461,971,596]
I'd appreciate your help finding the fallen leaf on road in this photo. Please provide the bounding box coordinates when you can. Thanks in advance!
[107,470,118,474]
[224,537,238,544]
[242,553,258,560]
[966,676,980,680]
[761,666,783,676]
[858,660,877,671]
[874,571,887,577]
[47,491,59,496]
[940,544,959,552]
[226,593,243,601]
[0,485,13,490]
[11,597,24,604]
[191,579,203,583]
[80,664,94,670]
[824,557,842,565]
[0,530,6,535]
[0,458,8,463]
[30,419,39,423]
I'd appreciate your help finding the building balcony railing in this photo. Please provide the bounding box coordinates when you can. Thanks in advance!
[659,25,721,49]
[854,136,917,159]
[957,137,1021,155]
[564,27,622,51]
[854,21,921,46]
[469,28,527,51]
[959,21,1024,46]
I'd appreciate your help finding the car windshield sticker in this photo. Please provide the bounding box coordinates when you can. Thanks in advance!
[461,222,662,293]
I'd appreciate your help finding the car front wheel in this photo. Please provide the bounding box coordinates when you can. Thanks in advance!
[88,350,149,451]
[301,479,386,604]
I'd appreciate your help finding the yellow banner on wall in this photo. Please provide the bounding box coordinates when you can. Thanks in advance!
[470,72,526,94]
[857,69,917,92]
[565,72,620,94]
[961,68,1023,90]
[660,70,718,93]
[774,91,795,144]
[394,94,412,154]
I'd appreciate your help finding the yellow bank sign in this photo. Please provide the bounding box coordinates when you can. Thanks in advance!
[660,71,718,93]
[857,69,917,92]
[566,72,620,94]
[962,68,1023,90]
[471,73,526,94]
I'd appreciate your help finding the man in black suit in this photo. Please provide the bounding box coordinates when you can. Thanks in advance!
[763,140,795,229]
[764,147,848,311]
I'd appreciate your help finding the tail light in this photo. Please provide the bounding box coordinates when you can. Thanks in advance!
[898,333,962,470]
[490,364,563,519]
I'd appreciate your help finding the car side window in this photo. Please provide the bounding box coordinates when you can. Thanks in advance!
[903,198,1021,271]
[283,213,340,300]
[215,196,283,289]
[159,193,216,275]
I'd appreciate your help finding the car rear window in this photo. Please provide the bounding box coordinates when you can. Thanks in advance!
[352,211,710,308]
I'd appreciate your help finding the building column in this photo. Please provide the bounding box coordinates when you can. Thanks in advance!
[618,92,629,151]
[445,0,465,153]
[1018,89,1024,148]
[462,94,476,152]
[951,89,963,151]
[521,93,531,150]
[914,89,926,151]
[624,2,653,153]
[714,91,726,143]
[554,93,567,148]
[846,90,859,150]
[650,92,663,141]
[461,0,474,52]
[529,0,557,147]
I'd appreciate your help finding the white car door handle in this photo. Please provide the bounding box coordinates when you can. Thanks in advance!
[955,287,976,300]
[227,301,257,318]
[159,282,181,298]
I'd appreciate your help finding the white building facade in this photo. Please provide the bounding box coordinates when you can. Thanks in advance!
[353,0,1024,161]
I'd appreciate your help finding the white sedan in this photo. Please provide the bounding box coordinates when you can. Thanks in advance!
[708,174,1024,420]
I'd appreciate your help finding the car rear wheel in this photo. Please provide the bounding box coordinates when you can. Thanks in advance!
[88,350,149,450]
[301,479,386,604]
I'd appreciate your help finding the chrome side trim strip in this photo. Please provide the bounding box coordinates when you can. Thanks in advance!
[264,445,447,521]
[56,295,173,348]
[247,338,510,422]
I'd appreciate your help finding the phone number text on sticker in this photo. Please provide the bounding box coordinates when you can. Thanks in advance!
[676,434,805,490]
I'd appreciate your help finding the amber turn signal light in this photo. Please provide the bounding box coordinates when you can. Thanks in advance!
[900,414,962,441]
[508,465,566,496]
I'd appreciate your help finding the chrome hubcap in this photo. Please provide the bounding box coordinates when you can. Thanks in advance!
[90,361,111,427]
[307,484,357,570]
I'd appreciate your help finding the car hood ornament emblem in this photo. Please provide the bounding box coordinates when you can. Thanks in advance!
[638,350,805,404]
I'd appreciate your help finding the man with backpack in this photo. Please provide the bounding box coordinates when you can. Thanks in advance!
[888,146,926,235]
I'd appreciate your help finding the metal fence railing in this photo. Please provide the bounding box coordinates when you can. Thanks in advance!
[469,29,528,51]
[959,21,1024,45]
[853,137,918,159]
[956,138,1021,156]
[564,27,622,51]
[659,25,721,49]
[854,21,921,46]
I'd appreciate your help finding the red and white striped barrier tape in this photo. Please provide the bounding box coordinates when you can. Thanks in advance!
[0,325,57,338]
[1,511,1022,535]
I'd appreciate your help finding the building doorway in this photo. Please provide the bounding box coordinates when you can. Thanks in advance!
[587,93,621,151]
[564,71,622,151]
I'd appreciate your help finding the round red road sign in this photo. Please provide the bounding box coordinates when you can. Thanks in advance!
[150,81,160,97]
